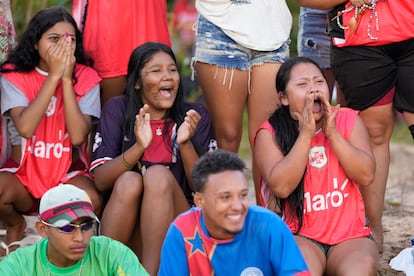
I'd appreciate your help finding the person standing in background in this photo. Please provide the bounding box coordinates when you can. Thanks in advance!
[72,0,171,107]
[0,0,15,64]
[297,7,346,105]
[193,0,292,204]
[0,0,17,236]
[0,0,16,167]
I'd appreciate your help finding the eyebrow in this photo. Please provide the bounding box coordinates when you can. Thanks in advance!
[293,75,324,81]
[47,33,76,38]
[215,188,249,196]
[147,63,176,68]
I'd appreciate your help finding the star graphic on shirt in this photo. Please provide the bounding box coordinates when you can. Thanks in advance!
[185,227,206,256]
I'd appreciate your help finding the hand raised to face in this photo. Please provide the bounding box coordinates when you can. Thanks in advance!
[321,96,340,138]
[293,93,316,136]
[45,31,76,80]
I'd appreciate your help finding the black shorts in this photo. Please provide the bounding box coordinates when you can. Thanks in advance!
[331,38,414,112]
[297,234,375,256]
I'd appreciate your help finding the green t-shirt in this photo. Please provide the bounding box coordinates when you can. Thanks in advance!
[0,236,149,275]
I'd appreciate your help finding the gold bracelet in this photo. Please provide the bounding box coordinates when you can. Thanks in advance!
[121,152,134,170]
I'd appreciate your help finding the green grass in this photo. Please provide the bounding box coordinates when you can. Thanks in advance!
[238,109,251,160]
[286,0,300,57]
[392,118,413,144]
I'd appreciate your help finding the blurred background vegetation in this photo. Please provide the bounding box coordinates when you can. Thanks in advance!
[10,0,300,55]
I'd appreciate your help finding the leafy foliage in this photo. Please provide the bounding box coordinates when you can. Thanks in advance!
[11,0,71,37]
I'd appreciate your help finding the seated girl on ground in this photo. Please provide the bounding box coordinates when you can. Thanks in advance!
[0,6,102,256]
[90,42,216,275]
[254,57,378,275]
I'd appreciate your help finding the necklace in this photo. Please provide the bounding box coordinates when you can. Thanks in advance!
[47,257,84,276]
[332,0,379,40]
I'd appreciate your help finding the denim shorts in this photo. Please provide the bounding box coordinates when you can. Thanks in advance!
[193,14,290,71]
[297,8,331,69]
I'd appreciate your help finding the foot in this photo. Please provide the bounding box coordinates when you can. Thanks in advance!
[0,217,26,256]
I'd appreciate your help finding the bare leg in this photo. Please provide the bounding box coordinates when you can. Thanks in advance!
[248,63,281,205]
[323,68,336,102]
[140,165,189,275]
[335,83,347,107]
[100,171,143,243]
[295,236,326,276]
[326,238,378,275]
[359,103,394,253]
[323,68,347,107]
[100,76,126,108]
[195,62,248,153]
[0,172,33,254]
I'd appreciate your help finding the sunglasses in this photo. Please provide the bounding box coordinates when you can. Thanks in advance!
[40,219,95,234]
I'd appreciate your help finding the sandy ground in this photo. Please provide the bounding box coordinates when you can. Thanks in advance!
[378,143,414,275]
[245,142,414,275]
[1,143,413,274]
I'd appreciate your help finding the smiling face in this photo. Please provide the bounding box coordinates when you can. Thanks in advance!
[280,62,329,123]
[35,21,76,72]
[138,51,180,119]
[195,170,249,240]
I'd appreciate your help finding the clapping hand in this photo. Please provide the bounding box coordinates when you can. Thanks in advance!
[135,104,153,149]
[176,109,201,145]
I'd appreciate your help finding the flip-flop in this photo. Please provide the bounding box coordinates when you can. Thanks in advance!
[0,234,43,256]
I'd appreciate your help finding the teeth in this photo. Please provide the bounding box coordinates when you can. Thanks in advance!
[227,214,241,220]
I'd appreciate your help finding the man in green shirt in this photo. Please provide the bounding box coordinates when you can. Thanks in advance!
[0,184,149,275]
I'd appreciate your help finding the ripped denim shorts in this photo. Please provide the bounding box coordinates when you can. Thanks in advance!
[192,14,290,71]
[297,7,331,69]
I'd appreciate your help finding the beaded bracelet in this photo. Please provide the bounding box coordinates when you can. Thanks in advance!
[121,152,134,169]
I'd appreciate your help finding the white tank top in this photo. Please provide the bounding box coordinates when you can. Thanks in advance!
[196,0,292,51]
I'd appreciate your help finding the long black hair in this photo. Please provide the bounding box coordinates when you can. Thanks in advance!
[1,6,92,73]
[122,42,187,152]
[269,56,325,232]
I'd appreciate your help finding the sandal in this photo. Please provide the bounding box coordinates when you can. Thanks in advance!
[0,234,43,256]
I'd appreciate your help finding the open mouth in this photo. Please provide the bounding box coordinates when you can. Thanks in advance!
[159,86,173,97]
[313,96,322,112]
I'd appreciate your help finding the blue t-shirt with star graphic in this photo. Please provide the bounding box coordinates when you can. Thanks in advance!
[159,206,310,275]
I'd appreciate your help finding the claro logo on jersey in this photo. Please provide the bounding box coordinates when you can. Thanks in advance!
[304,178,349,213]
[28,130,70,159]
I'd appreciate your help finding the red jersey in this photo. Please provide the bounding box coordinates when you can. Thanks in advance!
[330,0,414,47]
[72,0,171,78]
[257,108,371,245]
[1,65,100,198]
